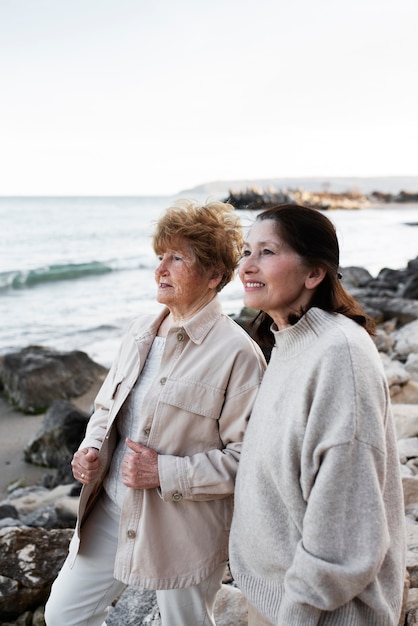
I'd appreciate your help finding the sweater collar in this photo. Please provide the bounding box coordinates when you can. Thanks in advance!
[271,308,334,357]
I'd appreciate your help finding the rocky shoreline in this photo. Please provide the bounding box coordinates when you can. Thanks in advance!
[1,256,418,624]
[224,186,418,211]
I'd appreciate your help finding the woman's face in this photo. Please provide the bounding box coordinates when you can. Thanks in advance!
[239,219,321,329]
[155,239,220,317]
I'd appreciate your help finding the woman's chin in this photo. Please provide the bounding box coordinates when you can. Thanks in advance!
[243,295,261,310]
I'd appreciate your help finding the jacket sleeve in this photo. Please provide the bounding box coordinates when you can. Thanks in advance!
[78,334,128,451]
[157,349,266,502]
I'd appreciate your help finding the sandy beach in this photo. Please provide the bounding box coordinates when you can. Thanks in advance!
[0,383,101,501]
[0,395,48,500]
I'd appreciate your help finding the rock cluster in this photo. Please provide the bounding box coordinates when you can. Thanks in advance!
[224,185,418,211]
[1,258,418,624]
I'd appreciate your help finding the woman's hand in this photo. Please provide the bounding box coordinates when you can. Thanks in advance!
[122,438,160,489]
[71,447,100,485]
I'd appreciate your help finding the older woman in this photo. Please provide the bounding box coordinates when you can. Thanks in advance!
[45,199,266,626]
[229,204,405,625]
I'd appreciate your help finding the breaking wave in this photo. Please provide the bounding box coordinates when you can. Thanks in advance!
[0,261,115,290]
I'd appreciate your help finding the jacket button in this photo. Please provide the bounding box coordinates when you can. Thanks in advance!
[160,377,167,385]
[144,428,150,436]
[172,492,183,502]
[177,332,185,341]
[127,529,136,539]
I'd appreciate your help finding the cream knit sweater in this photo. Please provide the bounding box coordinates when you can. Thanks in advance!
[229,308,405,625]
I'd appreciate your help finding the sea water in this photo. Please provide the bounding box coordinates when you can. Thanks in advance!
[1,194,418,367]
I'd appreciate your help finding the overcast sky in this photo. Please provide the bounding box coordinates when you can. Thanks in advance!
[1,0,417,196]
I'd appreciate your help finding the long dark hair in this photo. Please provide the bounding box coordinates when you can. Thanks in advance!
[251,204,375,347]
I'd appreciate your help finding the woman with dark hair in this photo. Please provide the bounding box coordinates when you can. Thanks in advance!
[45,199,266,626]
[229,204,405,625]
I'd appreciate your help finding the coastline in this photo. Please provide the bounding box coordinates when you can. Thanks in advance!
[2,197,418,367]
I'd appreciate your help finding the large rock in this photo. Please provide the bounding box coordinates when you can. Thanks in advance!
[406,355,418,382]
[403,475,418,506]
[406,526,418,588]
[348,257,418,300]
[393,405,418,439]
[340,266,374,290]
[381,354,410,390]
[214,584,248,625]
[373,327,396,354]
[24,400,89,477]
[0,346,107,413]
[393,320,418,358]
[357,297,418,325]
[0,526,72,621]
[392,382,418,405]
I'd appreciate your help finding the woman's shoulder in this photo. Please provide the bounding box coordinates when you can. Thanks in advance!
[310,309,381,367]
[310,308,370,339]
[219,314,267,361]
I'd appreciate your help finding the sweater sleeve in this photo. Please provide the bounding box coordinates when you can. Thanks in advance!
[278,439,390,620]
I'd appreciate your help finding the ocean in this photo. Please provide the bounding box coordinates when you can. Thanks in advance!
[2,184,418,368]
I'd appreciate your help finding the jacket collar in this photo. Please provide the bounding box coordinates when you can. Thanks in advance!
[175,295,223,345]
[131,296,223,346]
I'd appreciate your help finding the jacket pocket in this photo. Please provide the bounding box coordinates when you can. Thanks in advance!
[152,379,226,455]
[160,378,225,419]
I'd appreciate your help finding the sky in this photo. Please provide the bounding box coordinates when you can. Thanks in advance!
[0,0,417,196]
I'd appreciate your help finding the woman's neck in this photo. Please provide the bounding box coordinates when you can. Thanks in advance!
[170,292,217,323]
[157,295,216,337]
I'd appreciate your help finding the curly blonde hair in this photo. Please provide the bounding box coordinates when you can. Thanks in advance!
[152,198,243,292]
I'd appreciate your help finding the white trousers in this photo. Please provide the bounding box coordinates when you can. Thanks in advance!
[45,495,225,626]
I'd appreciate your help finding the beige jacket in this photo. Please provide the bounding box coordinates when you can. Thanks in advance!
[69,296,266,589]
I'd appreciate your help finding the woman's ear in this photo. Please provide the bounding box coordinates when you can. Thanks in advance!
[305,266,326,290]
[208,268,223,290]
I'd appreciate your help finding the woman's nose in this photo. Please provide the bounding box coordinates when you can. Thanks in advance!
[240,255,256,273]
[155,259,167,275]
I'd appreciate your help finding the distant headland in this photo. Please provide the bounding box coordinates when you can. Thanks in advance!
[224,186,418,211]
[182,176,418,195]
[180,176,418,210]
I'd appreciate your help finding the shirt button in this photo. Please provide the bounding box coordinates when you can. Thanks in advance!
[160,377,167,385]
[177,332,185,341]
[127,529,136,539]
[172,492,183,502]
[144,428,150,436]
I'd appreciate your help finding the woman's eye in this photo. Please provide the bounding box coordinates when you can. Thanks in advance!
[241,249,251,257]
[262,248,273,255]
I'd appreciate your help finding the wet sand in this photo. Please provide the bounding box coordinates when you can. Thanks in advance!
[0,383,100,501]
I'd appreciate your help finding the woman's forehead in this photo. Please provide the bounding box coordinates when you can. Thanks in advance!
[158,237,195,257]
[246,219,280,242]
